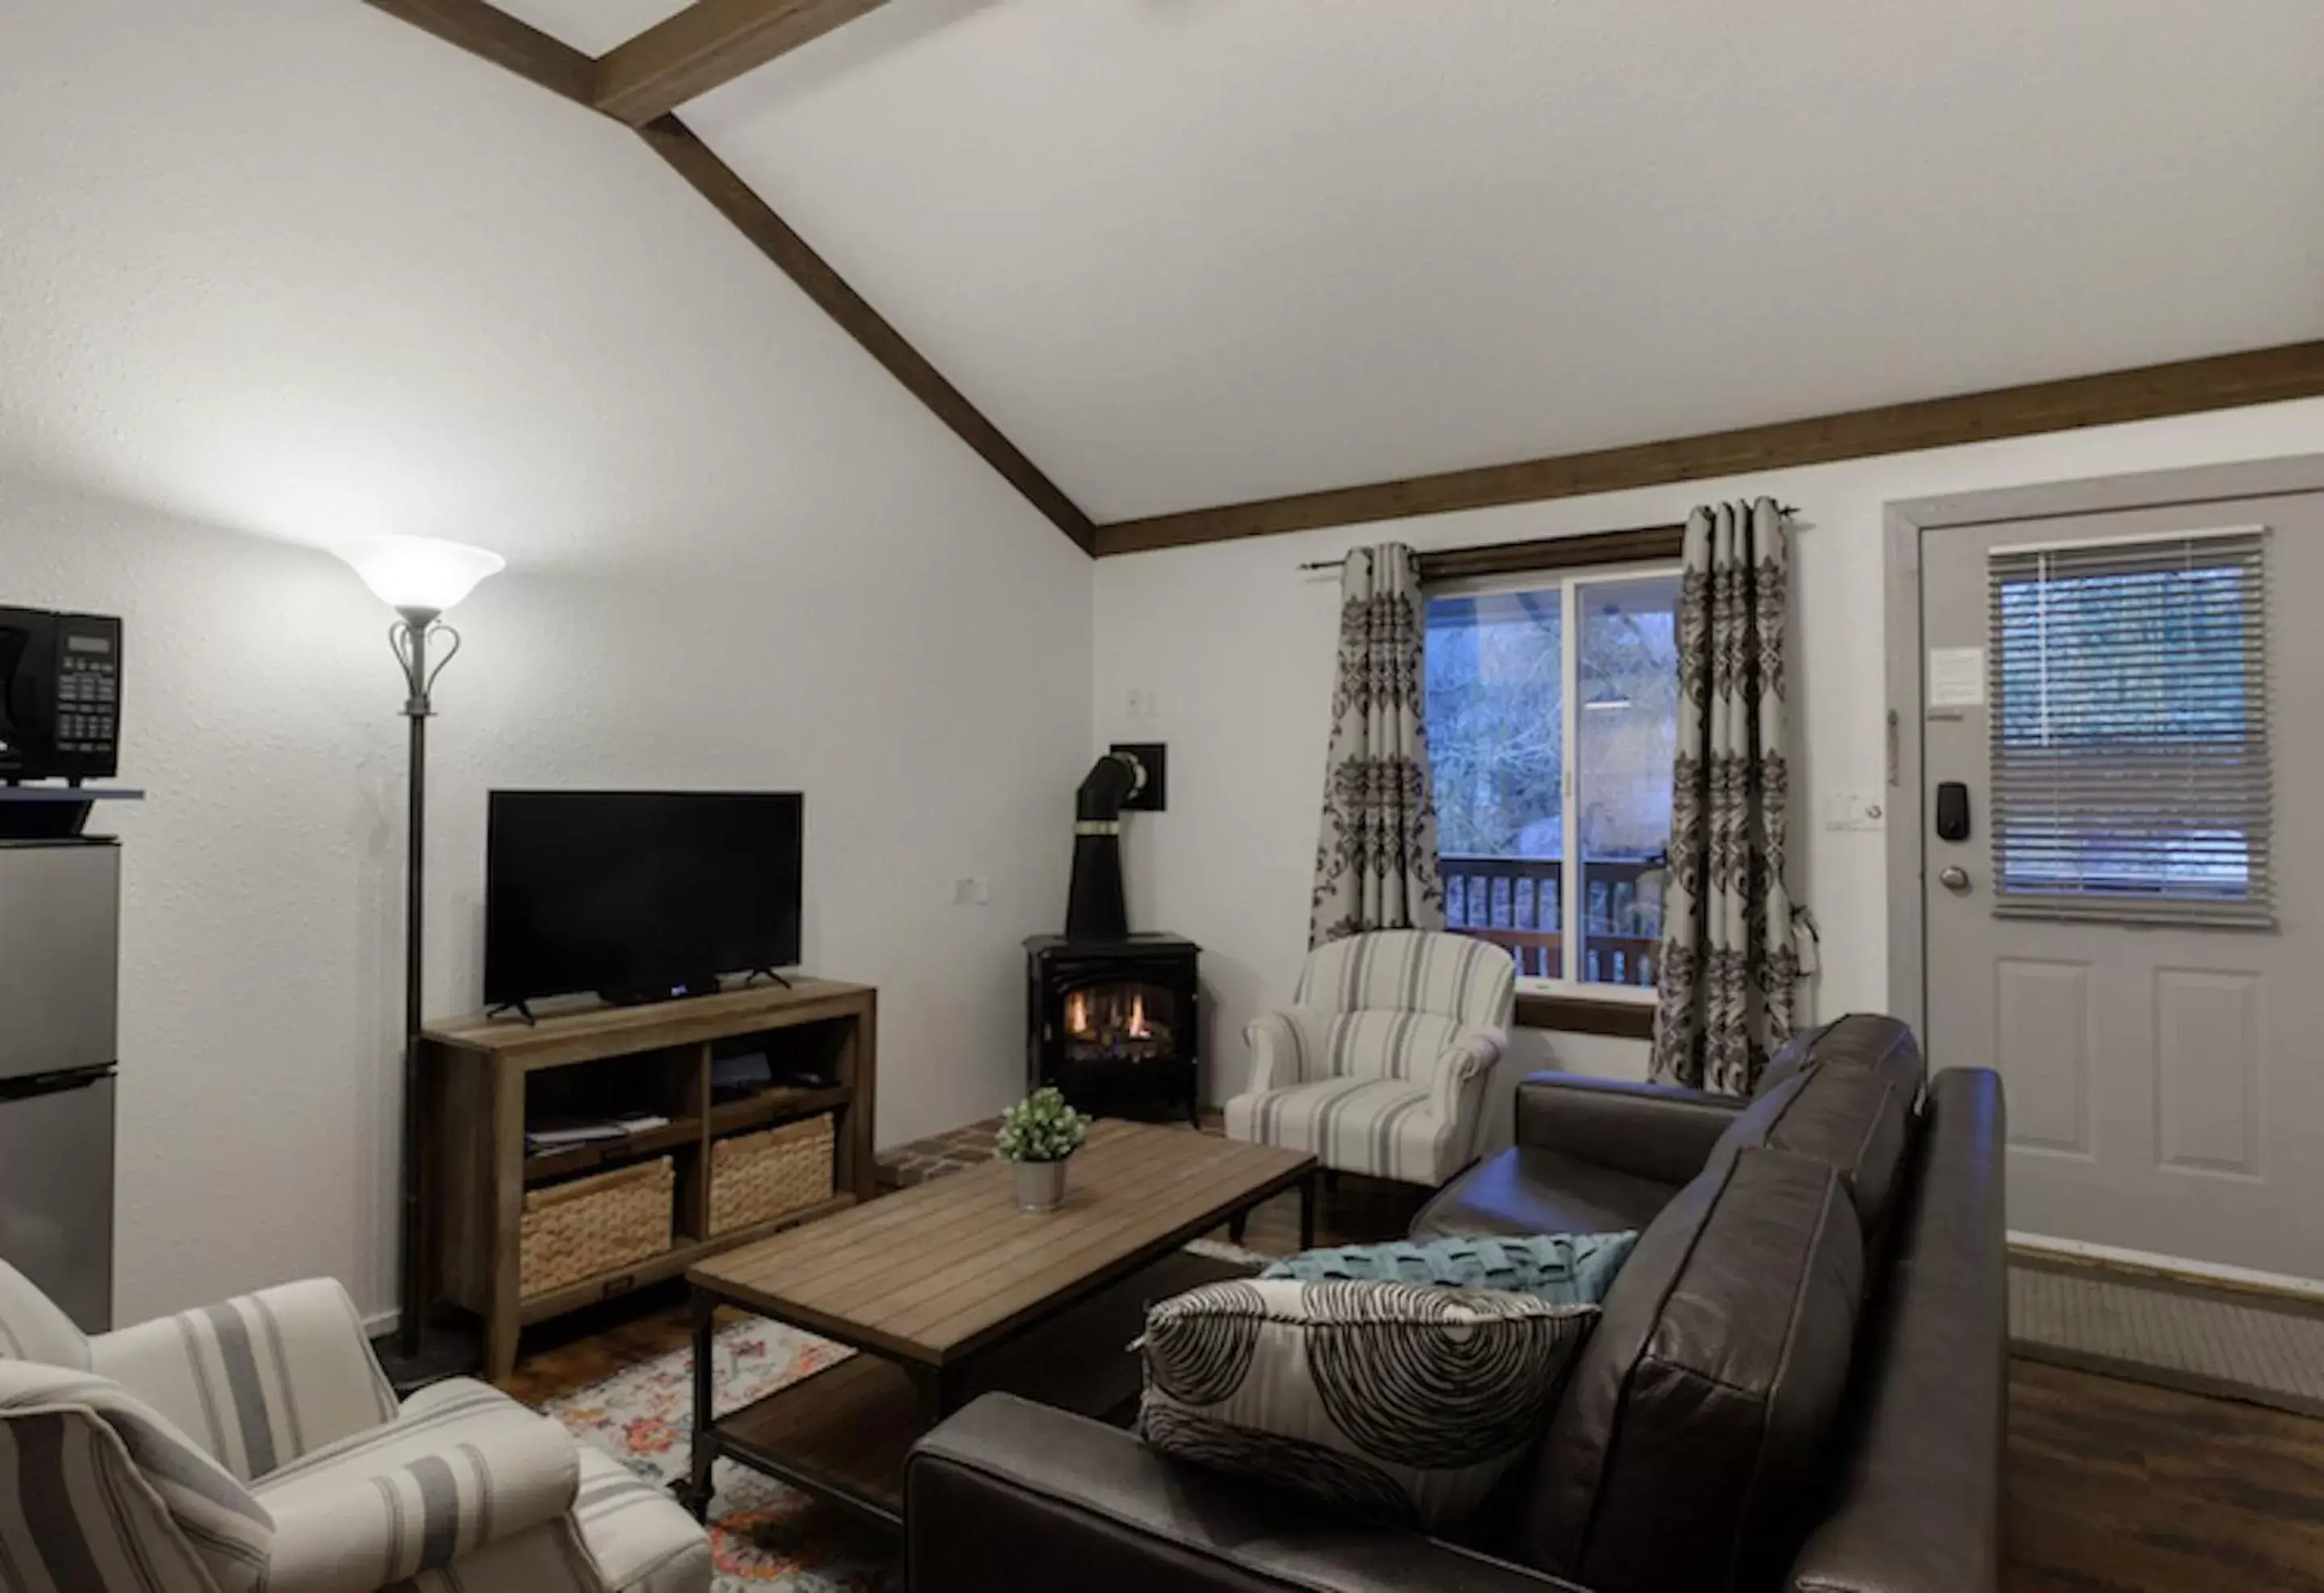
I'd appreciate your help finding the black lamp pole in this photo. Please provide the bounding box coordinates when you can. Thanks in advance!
[334,535,499,1390]
[384,608,462,1380]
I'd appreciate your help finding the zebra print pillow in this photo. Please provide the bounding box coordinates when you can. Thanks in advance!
[1139,1278,1598,1533]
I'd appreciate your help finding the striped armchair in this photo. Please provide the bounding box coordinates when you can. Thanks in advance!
[1224,930,1516,1189]
[0,1260,709,1593]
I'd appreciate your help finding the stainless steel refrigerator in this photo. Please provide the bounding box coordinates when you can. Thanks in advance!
[0,838,119,1331]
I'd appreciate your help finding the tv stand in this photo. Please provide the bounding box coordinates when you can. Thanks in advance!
[743,968,795,990]
[485,1000,538,1026]
[420,978,878,1380]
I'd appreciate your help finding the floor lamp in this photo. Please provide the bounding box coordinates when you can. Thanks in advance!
[337,535,504,1389]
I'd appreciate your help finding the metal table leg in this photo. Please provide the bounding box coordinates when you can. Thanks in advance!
[672,1288,719,1520]
[910,1361,963,1429]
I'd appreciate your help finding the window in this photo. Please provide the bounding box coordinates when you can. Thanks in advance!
[1988,528,2272,926]
[1427,569,1682,993]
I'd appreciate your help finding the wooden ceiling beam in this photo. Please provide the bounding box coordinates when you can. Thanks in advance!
[362,0,1097,554]
[594,0,891,126]
[362,0,594,105]
[639,116,1097,552]
[1093,341,2324,557]
[359,6,2324,564]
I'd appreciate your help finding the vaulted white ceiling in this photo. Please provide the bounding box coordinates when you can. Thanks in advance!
[493,0,2324,522]
[0,0,1078,567]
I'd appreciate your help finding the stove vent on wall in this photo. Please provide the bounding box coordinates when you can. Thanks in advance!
[1030,751,1199,1121]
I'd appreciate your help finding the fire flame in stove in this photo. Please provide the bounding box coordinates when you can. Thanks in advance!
[1065,988,1156,1042]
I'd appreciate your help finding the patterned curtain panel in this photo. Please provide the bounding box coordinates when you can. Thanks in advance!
[1310,544,1448,946]
[1649,499,1799,1094]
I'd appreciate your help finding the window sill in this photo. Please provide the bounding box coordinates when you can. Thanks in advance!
[1514,992,1657,1039]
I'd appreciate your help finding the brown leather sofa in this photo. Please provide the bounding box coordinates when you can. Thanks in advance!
[905,1016,2006,1593]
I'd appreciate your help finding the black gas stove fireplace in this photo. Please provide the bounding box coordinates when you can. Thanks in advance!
[1025,752,1200,1123]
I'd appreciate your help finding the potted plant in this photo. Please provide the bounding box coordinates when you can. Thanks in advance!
[997,1087,1090,1212]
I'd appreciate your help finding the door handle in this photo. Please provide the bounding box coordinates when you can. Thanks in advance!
[1939,865,1971,894]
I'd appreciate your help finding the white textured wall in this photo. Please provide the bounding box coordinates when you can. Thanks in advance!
[1094,399,2324,1124]
[4,470,1089,1331]
[0,2,1092,1327]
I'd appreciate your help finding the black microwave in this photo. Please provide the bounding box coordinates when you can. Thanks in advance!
[0,609,123,782]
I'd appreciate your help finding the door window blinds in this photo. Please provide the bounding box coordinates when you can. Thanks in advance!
[1987,528,2272,926]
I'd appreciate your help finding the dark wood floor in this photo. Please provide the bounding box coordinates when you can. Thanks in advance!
[503,1177,2324,1592]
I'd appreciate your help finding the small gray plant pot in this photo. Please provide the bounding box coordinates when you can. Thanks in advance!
[1015,1158,1068,1213]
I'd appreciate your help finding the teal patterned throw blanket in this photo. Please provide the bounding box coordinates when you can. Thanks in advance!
[1257,1231,1639,1306]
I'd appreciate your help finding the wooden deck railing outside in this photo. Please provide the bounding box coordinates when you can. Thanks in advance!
[1441,853,1665,988]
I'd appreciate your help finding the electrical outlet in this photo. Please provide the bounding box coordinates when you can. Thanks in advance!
[1125,688,1159,719]
[952,876,991,906]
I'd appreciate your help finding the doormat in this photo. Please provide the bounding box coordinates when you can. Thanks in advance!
[2009,1256,2324,1419]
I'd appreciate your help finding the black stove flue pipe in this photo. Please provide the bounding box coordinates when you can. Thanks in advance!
[1066,751,1143,940]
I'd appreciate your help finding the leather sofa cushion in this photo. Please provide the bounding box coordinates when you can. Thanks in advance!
[1515,1075,1744,1188]
[1410,1147,1678,1241]
[1751,1019,1830,1098]
[1797,1013,1925,1094]
[1718,1015,1925,1235]
[1515,1147,1863,1593]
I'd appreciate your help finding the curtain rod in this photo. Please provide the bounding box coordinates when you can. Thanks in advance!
[1295,504,1799,573]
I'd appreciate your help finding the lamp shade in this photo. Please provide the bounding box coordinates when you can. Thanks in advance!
[337,536,505,616]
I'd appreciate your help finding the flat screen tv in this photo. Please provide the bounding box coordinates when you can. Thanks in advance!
[485,791,803,1007]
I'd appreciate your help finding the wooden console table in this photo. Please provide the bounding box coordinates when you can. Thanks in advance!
[420,979,877,1379]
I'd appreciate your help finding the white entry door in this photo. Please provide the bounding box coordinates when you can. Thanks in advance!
[1916,486,2324,1282]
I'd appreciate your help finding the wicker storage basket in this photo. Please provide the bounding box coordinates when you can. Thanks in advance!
[710,1114,836,1235]
[520,1156,674,1299]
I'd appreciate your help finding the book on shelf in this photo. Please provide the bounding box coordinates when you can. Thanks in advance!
[525,1113,672,1156]
[708,1056,834,1102]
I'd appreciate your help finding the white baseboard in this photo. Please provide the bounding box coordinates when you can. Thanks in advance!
[2008,1230,2324,1303]
[362,1307,399,1338]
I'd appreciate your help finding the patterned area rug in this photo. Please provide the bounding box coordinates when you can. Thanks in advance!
[536,1238,1275,1591]
[538,1319,901,1591]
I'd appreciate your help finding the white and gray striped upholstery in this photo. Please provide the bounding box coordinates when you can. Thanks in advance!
[257,1378,593,1593]
[1227,931,1515,1186]
[1295,932,1517,1031]
[90,1277,399,1481]
[571,1444,717,1593]
[0,1261,710,1593]
[0,1260,93,1371]
[0,1359,274,1593]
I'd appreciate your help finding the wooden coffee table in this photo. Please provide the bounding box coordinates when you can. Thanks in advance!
[675,1120,1315,1527]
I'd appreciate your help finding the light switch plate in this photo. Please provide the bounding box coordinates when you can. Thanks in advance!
[1822,791,1886,832]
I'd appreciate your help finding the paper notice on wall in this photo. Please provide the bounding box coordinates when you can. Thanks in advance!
[1928,647,1984,709]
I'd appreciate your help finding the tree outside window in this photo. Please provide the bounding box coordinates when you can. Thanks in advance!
[1427,572,1680,989]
